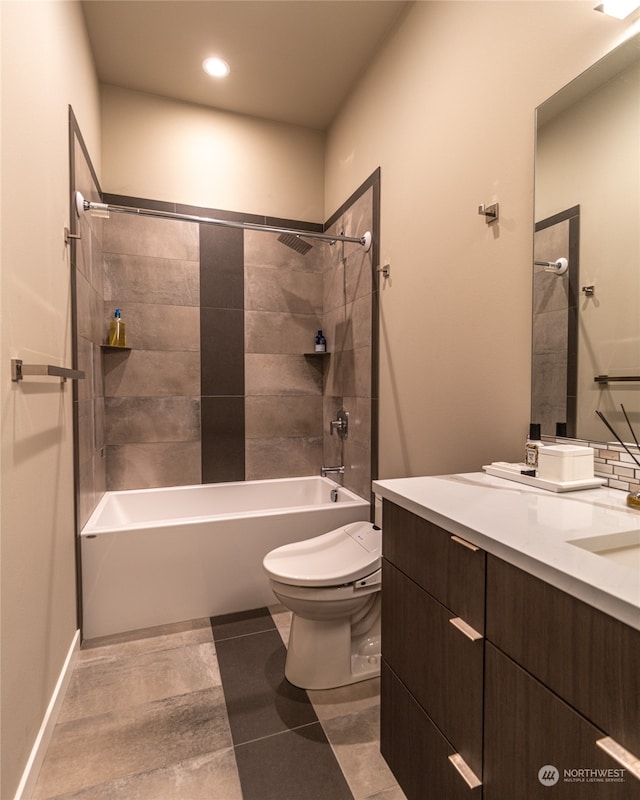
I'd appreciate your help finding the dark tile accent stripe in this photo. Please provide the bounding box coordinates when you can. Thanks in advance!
[234,723,354,800]
[212,607,276,641]
[200,225,244,310]
[211,609,354,800]
[201,397,244,483]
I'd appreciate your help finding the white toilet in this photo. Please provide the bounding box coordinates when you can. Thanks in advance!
[263,520,382,690]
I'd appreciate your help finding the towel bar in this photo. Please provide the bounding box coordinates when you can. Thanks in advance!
[11,359,85,383]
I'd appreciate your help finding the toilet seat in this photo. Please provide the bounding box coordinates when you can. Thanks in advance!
[263,520,381,587]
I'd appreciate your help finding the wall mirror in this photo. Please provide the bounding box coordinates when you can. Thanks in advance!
[532,32,640,443]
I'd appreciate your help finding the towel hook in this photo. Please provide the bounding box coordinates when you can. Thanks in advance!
[478,203,499,224]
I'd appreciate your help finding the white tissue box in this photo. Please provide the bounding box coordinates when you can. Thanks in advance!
[537,444,594,482]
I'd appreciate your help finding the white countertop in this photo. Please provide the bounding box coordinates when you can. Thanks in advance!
[372,473,640,630]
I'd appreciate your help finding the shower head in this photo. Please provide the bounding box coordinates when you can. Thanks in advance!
[277,233,313,255]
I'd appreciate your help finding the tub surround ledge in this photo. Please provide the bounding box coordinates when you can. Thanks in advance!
[373,473,640,630]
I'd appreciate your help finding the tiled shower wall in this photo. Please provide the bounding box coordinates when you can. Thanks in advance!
[72,115,379,526]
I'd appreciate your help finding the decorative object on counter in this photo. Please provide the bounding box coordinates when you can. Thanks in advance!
[314,329,326,353]
[537,444,594,483]
[525,423,544,468]
[595,407,640,510]
[108,308,126,347]
[483,462,605,492]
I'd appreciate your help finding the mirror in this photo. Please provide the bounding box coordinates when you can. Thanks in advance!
[532,32,640,444]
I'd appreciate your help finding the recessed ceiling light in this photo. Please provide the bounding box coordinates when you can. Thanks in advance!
[203,57,230,78]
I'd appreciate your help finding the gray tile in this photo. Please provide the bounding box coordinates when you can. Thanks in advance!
[102,302,200,351]
[234,723,354,800]
[245,436,322,480]
[104,253,200,306]
[105,441,201,490]
[201,396,245,483]
[308,677,381,721]
[60,641,221,723]
[245,354,323,396]
[39,749,243,800]
[244,230,325,274]
[244,264,323,314]
[322,705,399,800]
[103,214,199,261]
[104,350,201,397]
[212,607,275,641]
[32,687,232,799]
[215,628,317,744]
[245,396,323,438]
[105,397,200,444]
[245,309,321,354]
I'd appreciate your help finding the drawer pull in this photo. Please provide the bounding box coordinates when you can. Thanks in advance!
[596,736,640,781]
[449,616,483,641]
[450,534,479,552]
[448,753,482,789]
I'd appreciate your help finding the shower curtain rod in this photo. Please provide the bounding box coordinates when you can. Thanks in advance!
[75,192,372,251]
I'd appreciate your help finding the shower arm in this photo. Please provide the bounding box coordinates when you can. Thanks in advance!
[75,193,372,251]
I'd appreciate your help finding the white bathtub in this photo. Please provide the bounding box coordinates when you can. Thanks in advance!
[81,476,370,639]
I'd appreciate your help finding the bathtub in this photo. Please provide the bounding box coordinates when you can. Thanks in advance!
[81,476,370,639]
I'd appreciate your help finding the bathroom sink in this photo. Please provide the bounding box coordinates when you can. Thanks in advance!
[569,530,640,573]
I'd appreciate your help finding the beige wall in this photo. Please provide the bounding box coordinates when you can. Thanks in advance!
[325,0,631,478]
[101,85,325,221]
[0,1,101,796]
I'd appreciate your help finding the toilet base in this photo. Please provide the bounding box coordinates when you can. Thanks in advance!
[284,608,381,690]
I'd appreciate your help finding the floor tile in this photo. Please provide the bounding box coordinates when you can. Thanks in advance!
[37,749,243,800]
[80,618,213,660]
[211,606,275,641]
[215,627,317,744]
[32,687,232,799]
[322,705,399,800]
[308,676,381,721]
[82,617,211,651]
[60,641,220,723]
[267,602,291,645]
[234,722,354,800]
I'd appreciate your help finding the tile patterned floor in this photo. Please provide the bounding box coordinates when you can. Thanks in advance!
[31,606,406,800]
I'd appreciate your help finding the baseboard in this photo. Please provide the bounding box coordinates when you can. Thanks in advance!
[14,629,80,800]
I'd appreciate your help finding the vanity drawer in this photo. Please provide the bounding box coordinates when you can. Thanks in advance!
[382,561,484,779]
[382,500,486,633]
[486,555,640,757]
[484,643,639,799]
[381,661,482,800]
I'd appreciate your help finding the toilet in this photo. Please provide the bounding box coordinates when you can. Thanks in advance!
[263,520,382,690]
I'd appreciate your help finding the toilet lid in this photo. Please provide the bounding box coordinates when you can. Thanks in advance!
[263,520,382,587]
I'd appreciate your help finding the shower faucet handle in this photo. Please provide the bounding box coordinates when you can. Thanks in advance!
[329,409,349,438]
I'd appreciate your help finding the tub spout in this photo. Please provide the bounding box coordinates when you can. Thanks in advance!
[322,465,345,477]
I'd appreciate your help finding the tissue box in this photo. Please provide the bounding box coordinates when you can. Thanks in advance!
[537,444,594,482]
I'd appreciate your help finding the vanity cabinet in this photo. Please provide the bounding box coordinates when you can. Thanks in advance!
[381,501,484,794]
[485,555,640,798]
[380,499,640,800]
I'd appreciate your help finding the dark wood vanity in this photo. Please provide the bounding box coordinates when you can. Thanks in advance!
[380,500,640,799]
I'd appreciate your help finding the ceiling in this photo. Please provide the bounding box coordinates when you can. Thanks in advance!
[81,0,409,130]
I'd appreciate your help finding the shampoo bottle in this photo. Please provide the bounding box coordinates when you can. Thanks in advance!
[315,329,327,352]
[108,308,126,347]
[525,423,543,468]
